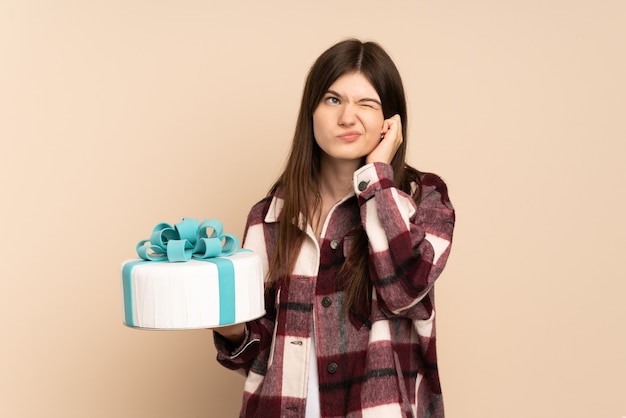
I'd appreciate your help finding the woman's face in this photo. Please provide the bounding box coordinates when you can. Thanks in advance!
[312,71,385,166]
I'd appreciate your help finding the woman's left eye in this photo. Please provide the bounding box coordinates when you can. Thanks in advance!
[361,101,380,110]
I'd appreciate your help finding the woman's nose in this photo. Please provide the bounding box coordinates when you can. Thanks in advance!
[338,104,357,127]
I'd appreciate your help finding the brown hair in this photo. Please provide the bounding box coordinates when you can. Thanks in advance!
[268,39,422,316]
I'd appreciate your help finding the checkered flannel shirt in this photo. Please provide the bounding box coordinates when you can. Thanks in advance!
[214,162,455,418]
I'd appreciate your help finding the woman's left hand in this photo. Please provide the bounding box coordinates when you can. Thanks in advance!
[366,114,403,165]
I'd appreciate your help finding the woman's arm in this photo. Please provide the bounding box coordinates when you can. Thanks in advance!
[212,199,277,374]
[355,162,455,318]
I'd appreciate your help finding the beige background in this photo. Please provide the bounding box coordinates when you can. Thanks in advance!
[1,0,624,417]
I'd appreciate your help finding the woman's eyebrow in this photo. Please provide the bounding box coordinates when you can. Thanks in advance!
[358,97,382,106]
[325,89,343,98]
[325,89,381,105]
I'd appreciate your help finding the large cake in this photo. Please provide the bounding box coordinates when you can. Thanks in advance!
[121,218,265,330]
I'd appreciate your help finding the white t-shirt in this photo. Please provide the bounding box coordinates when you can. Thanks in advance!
[305,329,321,417]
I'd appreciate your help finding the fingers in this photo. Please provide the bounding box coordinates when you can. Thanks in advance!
[367,114,403,165]
[380,115,402,141]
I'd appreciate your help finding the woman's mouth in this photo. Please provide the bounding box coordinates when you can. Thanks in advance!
[337,131,361,142]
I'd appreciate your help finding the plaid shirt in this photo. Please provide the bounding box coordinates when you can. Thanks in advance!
[214,162,455,418]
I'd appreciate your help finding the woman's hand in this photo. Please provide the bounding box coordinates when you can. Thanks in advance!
[211,323,246,346]
[366,114,403,165]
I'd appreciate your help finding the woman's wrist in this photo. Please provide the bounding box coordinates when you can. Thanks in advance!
[213,323,247,347]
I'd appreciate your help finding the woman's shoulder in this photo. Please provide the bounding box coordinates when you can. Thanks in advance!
[415,171,453,207]
[406,166,451,203]
[419,171,449,188]
[246,196,272,223]
[246,187,282,226]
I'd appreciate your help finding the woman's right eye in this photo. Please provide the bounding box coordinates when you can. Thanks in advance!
[325,96,340,105]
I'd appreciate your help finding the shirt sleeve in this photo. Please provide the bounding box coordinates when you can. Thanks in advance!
[213,201,277,375]
[354,162,455,318]
[213,306,275,375]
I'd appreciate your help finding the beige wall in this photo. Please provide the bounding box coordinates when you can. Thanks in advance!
[1,1,624,417]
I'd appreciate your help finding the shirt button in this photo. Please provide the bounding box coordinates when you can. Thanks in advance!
[358,180,369,191]
[327,362,338,374]
[321,296,332,307]
[329,240,339,250]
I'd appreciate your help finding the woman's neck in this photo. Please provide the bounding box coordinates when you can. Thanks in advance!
[318,156,360,202]
[309,156,361,239]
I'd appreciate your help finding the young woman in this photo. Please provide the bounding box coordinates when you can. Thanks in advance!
[213,39,455,418]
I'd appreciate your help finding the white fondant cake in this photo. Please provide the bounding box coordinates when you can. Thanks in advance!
[121,251,265,330]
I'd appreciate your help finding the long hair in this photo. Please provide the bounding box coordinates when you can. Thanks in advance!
[267,39,422,316]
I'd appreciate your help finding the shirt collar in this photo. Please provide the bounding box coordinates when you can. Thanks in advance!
[264,195,283,224]
[263,189,356,226]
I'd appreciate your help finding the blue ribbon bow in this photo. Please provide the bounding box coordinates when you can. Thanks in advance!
[123,217,241,328]
[136,217,239,262]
